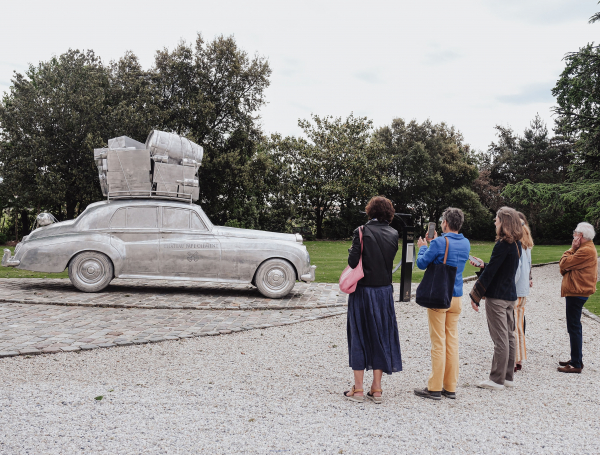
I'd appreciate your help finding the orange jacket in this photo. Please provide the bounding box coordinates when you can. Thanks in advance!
[559,241,598,297]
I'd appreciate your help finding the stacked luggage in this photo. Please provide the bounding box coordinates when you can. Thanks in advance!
[94,130,203,202]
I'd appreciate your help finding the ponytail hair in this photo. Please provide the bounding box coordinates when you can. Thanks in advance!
[521,224,534,250]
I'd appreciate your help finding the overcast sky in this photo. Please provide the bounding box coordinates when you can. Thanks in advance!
[1,0,598,151]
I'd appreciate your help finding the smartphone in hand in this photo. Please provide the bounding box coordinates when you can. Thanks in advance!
[427,222,436,239]
[469,255,483,267]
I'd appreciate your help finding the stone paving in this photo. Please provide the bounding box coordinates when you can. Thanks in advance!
[0,278,346,310]
[0,303,346,357]
[0,278,418,357]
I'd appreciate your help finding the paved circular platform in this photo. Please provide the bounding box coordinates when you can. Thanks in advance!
[0,279,415,357]
[0,278,348,310]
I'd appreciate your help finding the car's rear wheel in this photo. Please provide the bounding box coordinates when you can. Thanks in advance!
[254,259,296,298]
[68,251,114,292]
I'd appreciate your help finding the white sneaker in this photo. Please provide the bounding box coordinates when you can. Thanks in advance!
[477,379,505,390]
[504,380,515,388]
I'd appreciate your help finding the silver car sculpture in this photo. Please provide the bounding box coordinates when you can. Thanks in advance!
[2,199,316,298]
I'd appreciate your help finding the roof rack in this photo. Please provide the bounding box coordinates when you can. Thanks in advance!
[107,191,194,204]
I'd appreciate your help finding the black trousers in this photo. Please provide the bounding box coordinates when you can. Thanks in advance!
[565,296,588,369]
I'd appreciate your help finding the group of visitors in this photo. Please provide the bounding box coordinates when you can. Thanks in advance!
[343,196,598,403]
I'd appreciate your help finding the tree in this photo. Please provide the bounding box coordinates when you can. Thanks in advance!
[151,34,273,226]
[0,50,110,222]
[375,118,481,233]
[106,51,160,143]
[473,115,575,239]
[277,114,390,239]
[504,11,600,229]
[152,34,271,147]
[0,35,274,235]
[552,44,600,179]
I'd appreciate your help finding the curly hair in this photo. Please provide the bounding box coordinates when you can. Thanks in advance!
[365,196,395,223]
[496,207,523,244]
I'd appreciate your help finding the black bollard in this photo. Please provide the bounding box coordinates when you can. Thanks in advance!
[399,224,415,302]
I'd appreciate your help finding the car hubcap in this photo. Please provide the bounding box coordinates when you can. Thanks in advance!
[78,258,105,284]
[264,266,289,291]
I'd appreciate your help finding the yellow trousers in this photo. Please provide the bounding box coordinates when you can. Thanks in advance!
[427,296,462,393]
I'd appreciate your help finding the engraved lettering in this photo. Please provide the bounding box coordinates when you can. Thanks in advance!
[164,243,218,249]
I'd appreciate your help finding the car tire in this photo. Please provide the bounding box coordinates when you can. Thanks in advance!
[68,251,114,292]
[254,258,296,299]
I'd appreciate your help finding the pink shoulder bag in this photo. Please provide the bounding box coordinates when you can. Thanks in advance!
[339,226,364,294]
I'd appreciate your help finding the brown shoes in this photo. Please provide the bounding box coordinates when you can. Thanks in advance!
[557,365,582,373]
[558,360,584,368]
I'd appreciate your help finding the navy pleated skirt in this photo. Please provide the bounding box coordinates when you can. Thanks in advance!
[347,284,402,375]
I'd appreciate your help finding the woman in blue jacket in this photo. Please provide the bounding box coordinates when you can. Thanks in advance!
[413,207,471,400]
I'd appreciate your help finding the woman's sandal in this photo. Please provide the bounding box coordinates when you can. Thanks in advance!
[343,386,364,403]
[367,388,383,404]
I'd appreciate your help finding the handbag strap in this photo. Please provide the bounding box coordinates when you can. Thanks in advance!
[443,237,449,264]
[359,226,364,255]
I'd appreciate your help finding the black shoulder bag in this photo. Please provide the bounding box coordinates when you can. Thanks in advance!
[415,237,457,309]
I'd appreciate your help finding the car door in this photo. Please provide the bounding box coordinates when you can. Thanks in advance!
[109,206,160,274]
[159,207,221,278]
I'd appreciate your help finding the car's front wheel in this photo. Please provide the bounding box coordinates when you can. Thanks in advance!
[254,259,296,298]
[68,251,114,292]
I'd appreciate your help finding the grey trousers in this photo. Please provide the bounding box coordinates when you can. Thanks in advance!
[485,297,517,384]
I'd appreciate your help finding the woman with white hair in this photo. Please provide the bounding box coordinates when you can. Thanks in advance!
[558,222,598,373]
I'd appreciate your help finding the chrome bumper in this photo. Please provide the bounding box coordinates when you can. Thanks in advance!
[2,249,20,267]
[300,265,316,282]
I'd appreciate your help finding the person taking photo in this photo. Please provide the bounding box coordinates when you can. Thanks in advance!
[413,207,470,400]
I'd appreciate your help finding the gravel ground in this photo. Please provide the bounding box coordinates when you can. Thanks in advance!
[0,263,599,454]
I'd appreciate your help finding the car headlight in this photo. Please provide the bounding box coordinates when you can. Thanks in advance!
[295,233,303,244]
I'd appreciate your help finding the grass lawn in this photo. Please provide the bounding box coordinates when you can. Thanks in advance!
[585,292,600,317]
[305,240,600,285]
[2,242,599,316]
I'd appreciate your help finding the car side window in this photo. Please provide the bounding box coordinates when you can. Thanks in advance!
[127,207,158,228]
[110,207,157,229]
[163,208,190,230]
[110,208,126,228]
[191,213,207,231]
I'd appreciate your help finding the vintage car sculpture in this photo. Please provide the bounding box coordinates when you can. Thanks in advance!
[1,131,316,298]
[2,199,316,298]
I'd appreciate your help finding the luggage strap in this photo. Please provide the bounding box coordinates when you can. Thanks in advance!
[115,150,132,194]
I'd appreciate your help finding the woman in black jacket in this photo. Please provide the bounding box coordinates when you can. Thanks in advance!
[469,206,523,390]
[344,196,402,404]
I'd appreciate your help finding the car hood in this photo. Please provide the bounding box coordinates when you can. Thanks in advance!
[27,219,77,240]
[214,226,300,243]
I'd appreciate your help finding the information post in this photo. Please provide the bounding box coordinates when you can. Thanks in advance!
[399,224,415,302]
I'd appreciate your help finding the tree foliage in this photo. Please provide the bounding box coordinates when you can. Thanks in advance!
[0,50,109,223]
[273,114,390,239]
[151,34,272,227]
[504,23,600,232]
[0,34,273,237]
[375,118,482,234]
